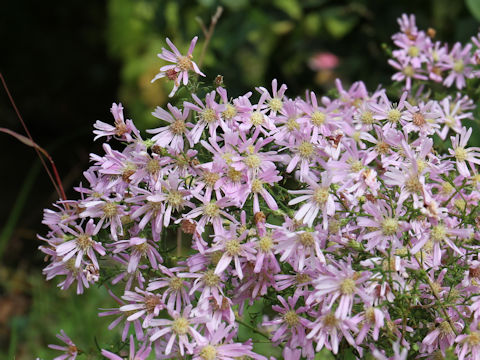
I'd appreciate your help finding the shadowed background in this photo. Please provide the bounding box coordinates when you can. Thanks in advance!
[0,0,479,358]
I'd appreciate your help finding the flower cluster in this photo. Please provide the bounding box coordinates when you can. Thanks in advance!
[41,15,480,360]
[389,14,480,90]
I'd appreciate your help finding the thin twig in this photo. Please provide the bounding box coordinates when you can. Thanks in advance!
[0,73,67,201]
[197,6,223,68]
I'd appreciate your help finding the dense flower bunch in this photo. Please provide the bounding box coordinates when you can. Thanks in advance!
[40,14,480,360]
[389,14,480,90]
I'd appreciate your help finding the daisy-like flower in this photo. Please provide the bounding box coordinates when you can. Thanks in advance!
[152,37,205,97]
[448,127,480,177]
[288,173,335,229]
[93,103,137,142]
[112,237,163,274]
[262,293,310,346]
[79,197,126,241]
[149,305,206,356]
[441,42,475,89]
[48,330,78,360]
[120,287,164,328]
[147,265,190,312]
[208,224,256,279]
[306,309,359,354]
[101,335,151,360]
[308,259,371,320]
[98,290,145,342]
[357,200,404,252]
[147,104,192,151]
[436,95,474,140]
[455,320,480,360]
[56,219,105,269]
[256,78,288,116]
[247,168,282,213]
[275,228,326,271]
[183,191,236,235]
[185,91,225,144]
[192,323,266,360]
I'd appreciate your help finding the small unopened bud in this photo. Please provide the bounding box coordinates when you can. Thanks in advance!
[214,75,224,87]
[427,27,436,38]
[254,211,266,224]
[181,219,196,234]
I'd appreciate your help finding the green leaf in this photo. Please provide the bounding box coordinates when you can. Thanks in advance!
[466,0,480,21]
[324,13,358,38]
[273,0,302,20]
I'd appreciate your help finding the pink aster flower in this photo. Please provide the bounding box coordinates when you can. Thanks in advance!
[149,305,206,356]
[308,259,371,320]
[455,320,480,360]
[306,309,359,354]
[112,237,163,273]
[357,200,404,252]
[275,228,326,271]
[441,42,475,89]
[147,104,192,151]
[208,224,256,280]
[152,37,205,97]
[147,265,191,312]
[101,335,151,360]
[192,323,266,360]
[288,173,335,229]
[98,290,145,342]
[120,287,164,328]
[93,103,137,142]
[449,127,480,177]
[263,293,310,346]
[48,330,78,360]
[56,219,105,269]
[183,191,237,236]
[185,91,225,144]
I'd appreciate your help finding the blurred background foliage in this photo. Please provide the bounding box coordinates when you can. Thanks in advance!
[0,0,479,358]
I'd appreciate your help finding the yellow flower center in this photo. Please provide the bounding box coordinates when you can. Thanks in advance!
[170,119,186,135]
[283,310,300,327]
[172,317,189,335]
[76,234,93,251]
[203,171,220,187]
[361,111,374,124]
[200,345,217,360]
[258,235,273,252]
[146,158,161,174]
[169,277,184,291]
[227,167,242,182]
[286,117,300,131]
[298,141,314,159]
[201,108,217,123]
[340,278,356,294]
[250,111,264,126]
[298,232,315,247]
[323,313,338,328]
[313,187,329,204]
[203,269,220,287]
[102,202,118,217]
[177,56,193,71]
[454,147,468,162]
[251,179,263,193]
[453,59,464,73]
[167,190,184,208]
[381,218,399,236]
[204,201,220,217]
[225,239,241,256]
[244,154,261,169]
[222,104,237,120]
[311,111,326,126]
[269,98,283,112]
[408,46,419,57]
[430,225,446,242]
